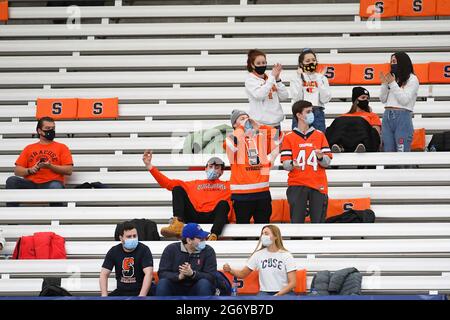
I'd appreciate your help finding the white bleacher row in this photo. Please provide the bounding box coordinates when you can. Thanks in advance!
[1,35,449,54]
[2,169,450,187]
[0,84,441,102]
[1,70,450,88]
[0,118,449,136]
[1,102,449,121]
[2,20,450,38]
[2,276,449,295]
[1,153,450,169]
[2,258,450,276]
[0,52,448,71]
[3,239,450,257]
[1,186,450,204]
[2,223,450,241]
[1,204,450,223]
[0,136,437,153]
[7,3,360,20]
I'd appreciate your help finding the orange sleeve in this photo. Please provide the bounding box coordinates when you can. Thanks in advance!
[60,144,73,166]
[149,166,183,191]
[321,134,333,159]
[370,113,382,127]
[15,146,30,167]
[280,135,293,162]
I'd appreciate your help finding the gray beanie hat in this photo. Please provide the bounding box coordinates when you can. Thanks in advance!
[230,109,249,126]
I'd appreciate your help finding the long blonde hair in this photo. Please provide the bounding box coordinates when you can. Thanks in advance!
[251,225,289,256]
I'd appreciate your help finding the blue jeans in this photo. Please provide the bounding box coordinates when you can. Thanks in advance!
[155,278,215,296]
[5,176,65,207]
[291,107,326,132]
[257,291,296,296]
[382,109,414,152]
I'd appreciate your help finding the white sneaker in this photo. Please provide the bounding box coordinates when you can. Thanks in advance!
[355,144,366,153]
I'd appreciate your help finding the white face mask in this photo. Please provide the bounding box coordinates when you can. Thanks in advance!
[261,235,273,247]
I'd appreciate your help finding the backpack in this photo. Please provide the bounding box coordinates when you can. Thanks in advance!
[114,219,160,241]
[39,278,72,296]
[214,271,232,296]
[326,209,375,223]
[428,131,450,151]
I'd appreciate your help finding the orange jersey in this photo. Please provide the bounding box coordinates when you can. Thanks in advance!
[149,167,230,213]
[225,125,279,195]
[341,111,381,127]
[15,141,73,184]
[280,129,332,194]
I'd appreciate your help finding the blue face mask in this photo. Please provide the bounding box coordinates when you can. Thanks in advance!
[305,112,315,125]
[390,63,398,75]
[206,168,219,180]
[196,241,206,251]
[123,238,138,250]
[244,120,253,132]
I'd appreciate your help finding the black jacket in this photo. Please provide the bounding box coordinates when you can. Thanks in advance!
[326,116,380,152]
[114,219,160,241]
[326,209,376,223]
[158,242,217,286]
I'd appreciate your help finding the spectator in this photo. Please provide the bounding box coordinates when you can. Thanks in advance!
[225,110,281,224]
[245,49,289,135]
[223,225,296,296]
[379,52,419,152]
[143,150,230,241]
[156,223,217,296]
[100,221,154,297]
[328,87,381,153]
[0,228,5,252]
[280,101,332,223]
[5,117,73,207]
[290,48,331,132]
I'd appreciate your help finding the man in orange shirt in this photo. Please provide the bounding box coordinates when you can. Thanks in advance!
[5,117,73,207]
[281,100,332,223]
[143,150,230,241]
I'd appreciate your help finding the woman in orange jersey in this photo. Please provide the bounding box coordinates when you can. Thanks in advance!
[280,100,332,223]
[225,110,281,224]
[327,86,381,153]
[143,150,230,241]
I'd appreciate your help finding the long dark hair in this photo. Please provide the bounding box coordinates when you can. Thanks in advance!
[392,52,415,87]
[246,49,266,72]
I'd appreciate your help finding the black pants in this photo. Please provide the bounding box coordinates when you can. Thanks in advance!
[287,186,328,223]
[5,176,65,207]
[172,186,229,236]
[233,198,272,224]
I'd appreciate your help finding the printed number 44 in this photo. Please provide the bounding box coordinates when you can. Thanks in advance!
[296,149,318,171]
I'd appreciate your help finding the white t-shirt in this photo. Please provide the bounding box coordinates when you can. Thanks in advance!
[246,248,297,292]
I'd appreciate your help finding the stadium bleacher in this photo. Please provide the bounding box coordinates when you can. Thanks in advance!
[0,0,450,298]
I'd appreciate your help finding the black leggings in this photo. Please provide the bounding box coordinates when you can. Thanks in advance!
[233,198,272,224]
[172,186,229,236]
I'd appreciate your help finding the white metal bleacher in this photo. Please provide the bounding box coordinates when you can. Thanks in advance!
[2,20,450,38]
[1,102,449,121]
[0,53,448,71]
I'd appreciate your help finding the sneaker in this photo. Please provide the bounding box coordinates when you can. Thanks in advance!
[354,143,366,153]
[207,233,218,241]
[160,217,184,238]
[331,144,342,153]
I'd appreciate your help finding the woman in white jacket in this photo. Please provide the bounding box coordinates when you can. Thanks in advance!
[290,48,332,132]
[244,49,289,135]
[379,52,419,152]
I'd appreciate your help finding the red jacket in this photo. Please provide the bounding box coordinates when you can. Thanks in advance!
[12,232,66,259]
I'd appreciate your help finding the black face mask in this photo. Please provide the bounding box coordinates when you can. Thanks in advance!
[302,63,317,72]
[390,64,398,76]
[41,129,55,141]
[254,65,267,75]
[357,99,370,111]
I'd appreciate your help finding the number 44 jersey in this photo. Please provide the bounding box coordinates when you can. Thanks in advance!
[280,128,332,194]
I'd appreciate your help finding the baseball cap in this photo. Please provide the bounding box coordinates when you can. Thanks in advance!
[182,223,210,239]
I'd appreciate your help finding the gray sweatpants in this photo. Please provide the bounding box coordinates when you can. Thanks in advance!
[286,186,328,223]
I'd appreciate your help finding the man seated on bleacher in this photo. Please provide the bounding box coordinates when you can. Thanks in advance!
[100,221,154,297]
[156,223,217,296]
[5,117,73,207]
[142,150,230,241]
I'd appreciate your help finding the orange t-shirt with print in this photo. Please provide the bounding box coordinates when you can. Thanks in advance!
[15,141,73,184]
[341,112,381,127]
